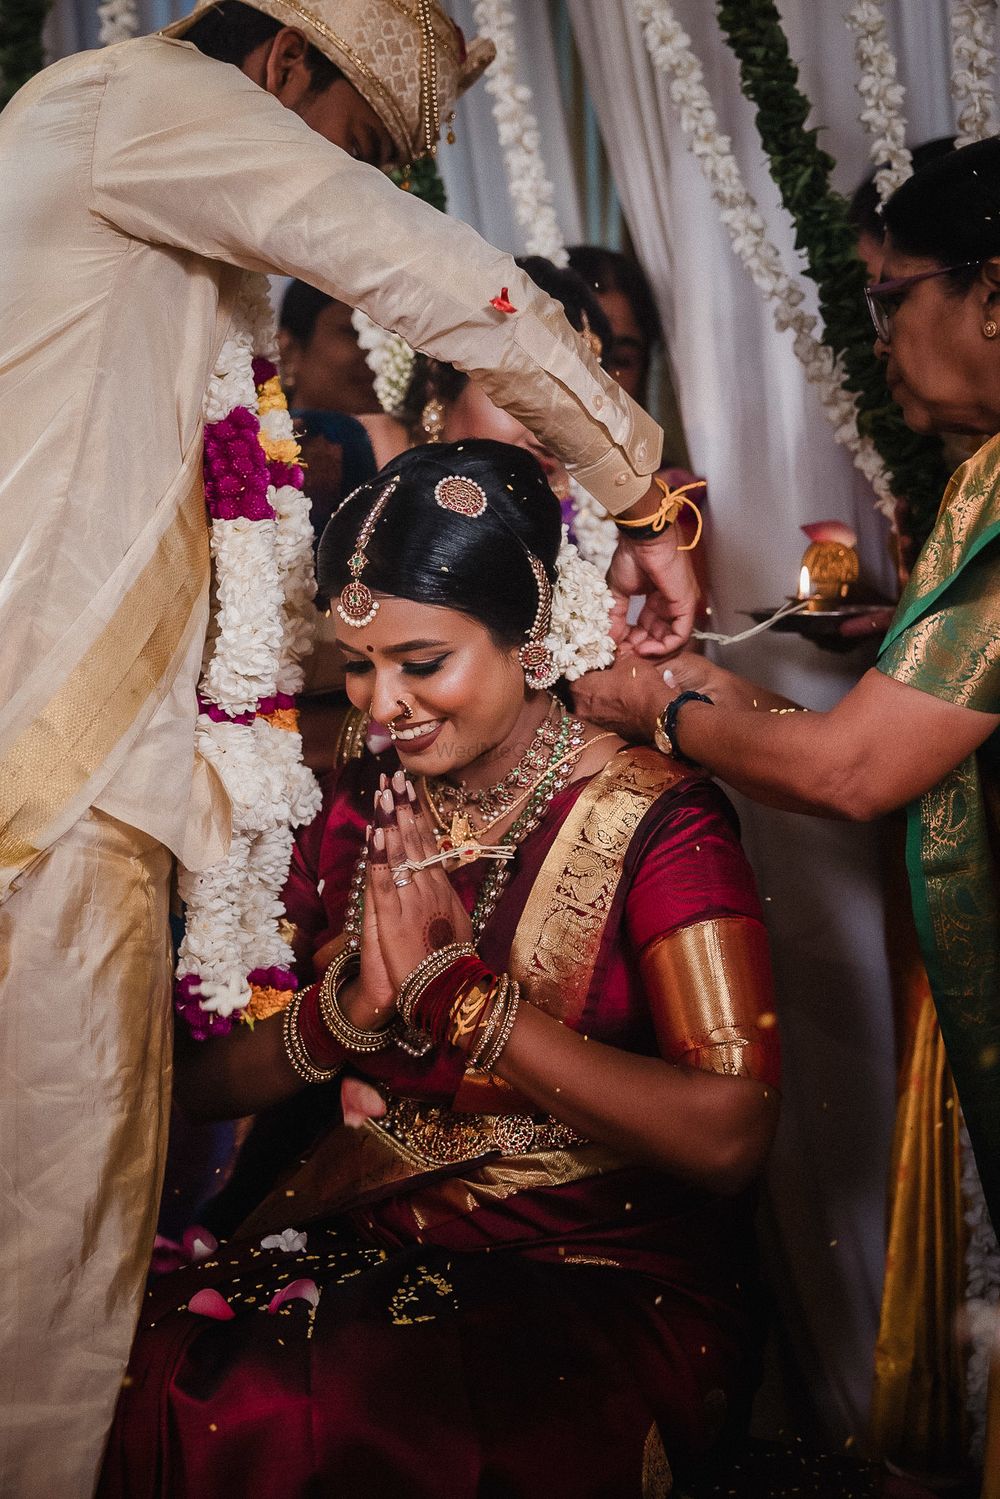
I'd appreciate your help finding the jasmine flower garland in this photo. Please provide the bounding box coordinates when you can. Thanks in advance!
[951,0,1000,148]
[630,0,892,511]
[472,0,568,264]
[846,0,912,204]
[351,160,447,420]
[714,0,952,550]
[96,0,140,45]
[545,529,616,683]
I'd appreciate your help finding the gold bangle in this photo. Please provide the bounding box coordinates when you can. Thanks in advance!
[282,991,344,1085]
[397,943,476,1025]
[318,948,394,1053]
[476,979,521,1073]
[466,973,509,1070]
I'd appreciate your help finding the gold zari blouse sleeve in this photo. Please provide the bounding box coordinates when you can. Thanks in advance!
[639,916,780,1088]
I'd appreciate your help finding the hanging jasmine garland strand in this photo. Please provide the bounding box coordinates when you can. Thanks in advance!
[950,0,1000,147]
[96,0,139,45]
[351,161,447,419]
[845,0,912,203]
[471,0,568,265]
[629,0,892,512]
[714,0,952,550]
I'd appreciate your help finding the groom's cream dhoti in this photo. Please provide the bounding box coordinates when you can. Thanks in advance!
[0,18,661,1496]
[0,812,173,1498]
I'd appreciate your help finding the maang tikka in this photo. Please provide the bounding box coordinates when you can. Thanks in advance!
[337,476,400,628]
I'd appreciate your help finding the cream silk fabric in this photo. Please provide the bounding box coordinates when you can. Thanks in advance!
[0,809,173,1499]
[0,34,660,900]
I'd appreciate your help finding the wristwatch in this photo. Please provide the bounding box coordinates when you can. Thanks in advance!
[654,691,713,766]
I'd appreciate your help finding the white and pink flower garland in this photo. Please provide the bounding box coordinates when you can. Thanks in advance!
[175,275,321,1039]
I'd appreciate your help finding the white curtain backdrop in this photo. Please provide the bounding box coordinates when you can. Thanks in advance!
[437,0,584,253]
[38,0,977,1446]
[565,0,974,1444]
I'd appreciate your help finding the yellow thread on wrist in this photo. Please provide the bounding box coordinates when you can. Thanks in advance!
[615,477,704,550]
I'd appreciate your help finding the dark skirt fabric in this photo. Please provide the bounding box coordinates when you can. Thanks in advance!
[99,1219,754,1499]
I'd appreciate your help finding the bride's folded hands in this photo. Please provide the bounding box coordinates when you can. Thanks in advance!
[365,772,474,993]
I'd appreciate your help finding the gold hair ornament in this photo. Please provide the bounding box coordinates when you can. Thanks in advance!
[434,474,488,516]
[337,476,400,628]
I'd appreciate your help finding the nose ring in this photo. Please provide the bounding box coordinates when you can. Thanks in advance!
[395,699,413,721]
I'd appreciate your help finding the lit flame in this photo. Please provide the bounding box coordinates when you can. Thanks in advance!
[798,565,812,599]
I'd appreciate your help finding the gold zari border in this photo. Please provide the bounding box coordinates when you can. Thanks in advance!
[510,746,688,1027]
[0,474,208,874]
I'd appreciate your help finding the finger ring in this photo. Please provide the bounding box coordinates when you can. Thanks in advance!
[393,874,413,888]
[391,864,414,888]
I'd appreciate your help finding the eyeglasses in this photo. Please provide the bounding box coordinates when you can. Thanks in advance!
[865,261,982,343]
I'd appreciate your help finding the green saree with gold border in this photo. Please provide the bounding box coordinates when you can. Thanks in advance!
[878,431,1000,1229]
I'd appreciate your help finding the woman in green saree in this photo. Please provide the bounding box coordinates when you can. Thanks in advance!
[574,137,1000,1243]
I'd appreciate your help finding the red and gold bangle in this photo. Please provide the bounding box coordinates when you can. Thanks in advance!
[297,984,349,1072]
[408,956,485,1044]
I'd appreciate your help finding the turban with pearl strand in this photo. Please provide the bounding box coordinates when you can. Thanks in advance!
[163,0,494,163]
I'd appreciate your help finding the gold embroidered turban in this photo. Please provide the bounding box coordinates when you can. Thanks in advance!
[163,0,495,162]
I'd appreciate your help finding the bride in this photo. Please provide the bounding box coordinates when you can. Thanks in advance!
[100,440,778,1499]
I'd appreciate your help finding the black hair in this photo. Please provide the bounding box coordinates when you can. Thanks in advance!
[184,0,345,92]
[317,440,561,648]
[880,136,1000,291]
[401,255,614,428]
[566,245,663,348]
[848,135,957,244]
[279,279,334,347]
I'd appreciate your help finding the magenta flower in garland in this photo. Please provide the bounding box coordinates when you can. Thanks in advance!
[174,275,322,1041]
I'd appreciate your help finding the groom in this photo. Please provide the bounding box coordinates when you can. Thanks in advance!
[0,3,692,1494]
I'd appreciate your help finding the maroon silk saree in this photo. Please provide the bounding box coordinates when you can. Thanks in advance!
[100,748,778,1499]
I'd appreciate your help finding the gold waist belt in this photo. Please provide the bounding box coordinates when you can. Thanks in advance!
[376,1097,587,1168]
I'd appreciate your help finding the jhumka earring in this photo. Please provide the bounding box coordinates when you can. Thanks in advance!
[421,398,445,443]
[518,553,559,690]
[337,476,400,628]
